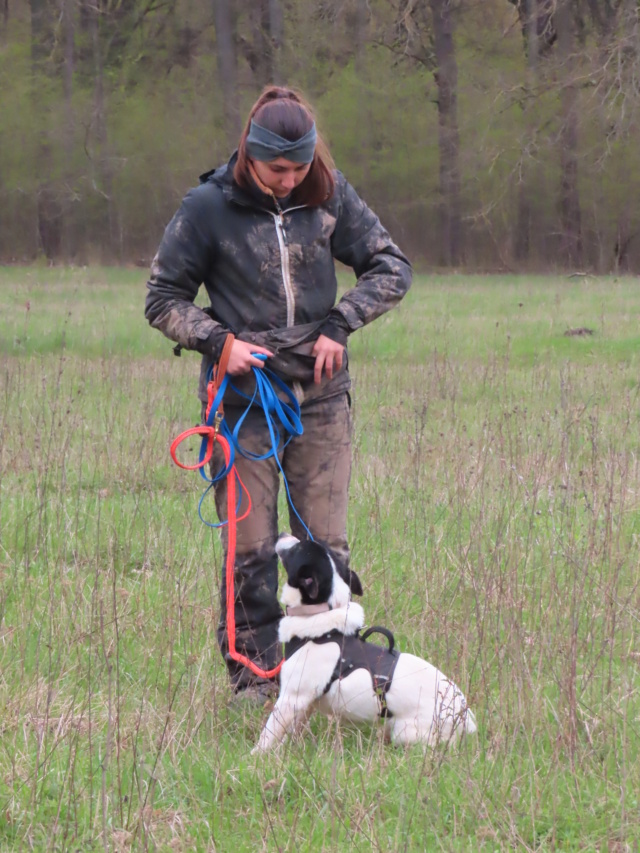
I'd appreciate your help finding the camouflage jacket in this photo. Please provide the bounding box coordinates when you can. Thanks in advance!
[145,156,412,404]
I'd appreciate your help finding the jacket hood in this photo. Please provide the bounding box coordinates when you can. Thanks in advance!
[198,152,281,212]
[198,150,237,186]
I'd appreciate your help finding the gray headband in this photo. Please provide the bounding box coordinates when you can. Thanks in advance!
[245,119,317,163]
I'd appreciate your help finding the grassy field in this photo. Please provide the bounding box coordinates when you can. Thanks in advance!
[0,267,639,852]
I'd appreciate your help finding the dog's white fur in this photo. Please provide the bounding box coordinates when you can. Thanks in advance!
[253,535,477,752]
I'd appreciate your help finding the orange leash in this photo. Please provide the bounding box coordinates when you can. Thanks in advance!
[170,338,283,681]
[218,434,283,680]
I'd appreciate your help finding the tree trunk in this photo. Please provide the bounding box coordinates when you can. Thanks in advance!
[515,0,538,262]
[30,0,49,62]
[30,0,62,260]
[88,0,116,260]
[429,0,462,266]
[63,0,74,111]
[268,0,283,83]
[248,0,284,87]
[353,0,372,188]
[213,0,241,151]
[353,0,368,73]
[62,0,75,259]
[555,0,582,267]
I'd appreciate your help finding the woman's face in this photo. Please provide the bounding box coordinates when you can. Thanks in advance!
[251,157,312,198]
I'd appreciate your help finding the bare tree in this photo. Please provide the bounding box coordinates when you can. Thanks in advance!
[508,0,582,266]
[62,0,74,130]
[263,0,284,83]
[509,0,559,262]
[30,0,50,61]
[587,0,640,268]
[30,0,63,259]
[347,0,370,69]
[61,0,75,258]
[212,0,241,149]
[508,0,556,54]
[87,0,117,259]
[555,0,582,265]
[238,0,284,87]
[511,0,543,261]
[388,0,463,266]
[429,0,462,265]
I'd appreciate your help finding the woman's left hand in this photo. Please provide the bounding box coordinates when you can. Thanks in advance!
[311,334,344,384]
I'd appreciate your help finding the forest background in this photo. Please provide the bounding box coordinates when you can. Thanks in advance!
[2,0,640,272]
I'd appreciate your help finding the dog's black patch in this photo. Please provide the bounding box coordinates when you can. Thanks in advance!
[280,541,334,603]
[279,539,363,600]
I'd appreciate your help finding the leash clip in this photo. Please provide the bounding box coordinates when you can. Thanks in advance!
[212,410,223,436]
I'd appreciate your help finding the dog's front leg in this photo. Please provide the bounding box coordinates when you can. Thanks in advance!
[252,694,313,753]
[253,640,339,754]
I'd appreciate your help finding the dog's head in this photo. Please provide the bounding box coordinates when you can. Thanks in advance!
[276,534,363,609]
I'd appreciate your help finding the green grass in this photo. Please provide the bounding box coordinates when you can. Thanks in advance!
[1,267,639,851]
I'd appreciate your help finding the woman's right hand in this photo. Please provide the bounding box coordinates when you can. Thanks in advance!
[226,339,273,375]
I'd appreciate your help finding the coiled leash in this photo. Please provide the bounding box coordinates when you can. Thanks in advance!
[170,338,313,680]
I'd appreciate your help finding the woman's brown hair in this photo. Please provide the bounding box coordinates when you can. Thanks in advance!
[234,86,335,206]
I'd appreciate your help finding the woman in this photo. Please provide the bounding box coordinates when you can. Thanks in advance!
[145,86,412,703]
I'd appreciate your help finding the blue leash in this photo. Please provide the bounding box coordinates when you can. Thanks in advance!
[196,354,314,539]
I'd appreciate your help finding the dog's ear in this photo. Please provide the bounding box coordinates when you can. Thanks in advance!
[333,557,363,597]
[346,569,363,597]
[275,533,300,559]
[300,575,319,600]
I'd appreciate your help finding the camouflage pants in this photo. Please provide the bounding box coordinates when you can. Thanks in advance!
[209,391,352,690]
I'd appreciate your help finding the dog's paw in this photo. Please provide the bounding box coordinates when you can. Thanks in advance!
[251,737,277,755]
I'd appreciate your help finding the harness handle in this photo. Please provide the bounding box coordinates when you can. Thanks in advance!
[361,626,396,655]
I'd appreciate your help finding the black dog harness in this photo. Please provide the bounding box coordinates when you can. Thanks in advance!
[284,627,400,718]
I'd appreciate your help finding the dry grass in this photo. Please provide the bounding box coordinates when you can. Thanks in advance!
[0,270,639,850]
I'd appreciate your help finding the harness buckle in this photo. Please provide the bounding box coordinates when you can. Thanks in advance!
[212,410,223,436]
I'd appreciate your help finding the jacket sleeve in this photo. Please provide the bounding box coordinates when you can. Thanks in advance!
[328,177,412,333]
[144,188,229,359]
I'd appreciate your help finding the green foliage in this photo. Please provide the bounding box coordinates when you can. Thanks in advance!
[2,0,640,267]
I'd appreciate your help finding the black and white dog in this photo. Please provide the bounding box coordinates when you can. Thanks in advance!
[253,535,477,753]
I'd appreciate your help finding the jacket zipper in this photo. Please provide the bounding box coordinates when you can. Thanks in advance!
[272,210,295,328]
[270,201,306,328]
[271,201,307,402]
